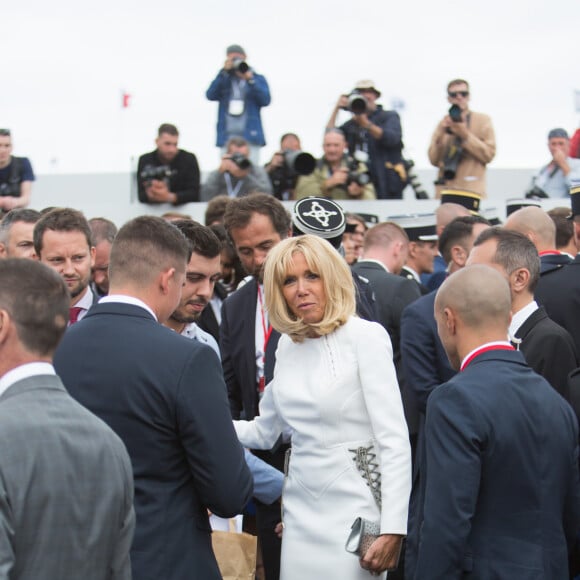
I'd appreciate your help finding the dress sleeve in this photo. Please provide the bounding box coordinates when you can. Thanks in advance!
[234,382,285,450]
[356,321,412,534]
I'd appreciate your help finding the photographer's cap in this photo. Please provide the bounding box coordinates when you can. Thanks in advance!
[570,185,580,217]
[506,198,541,217]
[388,214,438,242]
[354,80,381,98]
[548,128,569,140]
[440,188,482,214]
[292,197,346,249]
[226,44,246,56]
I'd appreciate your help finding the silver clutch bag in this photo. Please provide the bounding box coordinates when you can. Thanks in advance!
[345,516,380,557]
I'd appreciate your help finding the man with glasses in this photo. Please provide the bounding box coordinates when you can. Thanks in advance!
[0,129,35,214]
[428,79,496,198]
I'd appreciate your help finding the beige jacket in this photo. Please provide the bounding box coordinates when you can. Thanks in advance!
[428,110,496,197]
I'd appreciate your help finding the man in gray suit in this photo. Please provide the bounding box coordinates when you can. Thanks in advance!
[0,258,135,579]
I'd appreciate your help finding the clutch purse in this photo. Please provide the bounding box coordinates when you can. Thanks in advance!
[345,516,380,557]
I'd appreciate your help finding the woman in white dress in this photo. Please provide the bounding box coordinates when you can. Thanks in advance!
[234,235,412,579]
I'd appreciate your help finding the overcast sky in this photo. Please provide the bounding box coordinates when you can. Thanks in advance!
[4,0,580,175]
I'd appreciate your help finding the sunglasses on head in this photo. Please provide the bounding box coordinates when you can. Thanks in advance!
[0,129,11,136]
[448,91,469,98]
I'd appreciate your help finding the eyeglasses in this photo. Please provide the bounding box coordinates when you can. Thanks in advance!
[448,91,469,98]
[0,129,11,136]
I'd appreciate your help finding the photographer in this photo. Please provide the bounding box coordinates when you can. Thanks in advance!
[137,123,200,204]
[201,136,273,201]
[528,128,580,198]
[294,129,376,201]
[327,80,404,199]
[0,129,34,214]
[206,44,271,164]
[428,79,495,198]
[265,133,302,200]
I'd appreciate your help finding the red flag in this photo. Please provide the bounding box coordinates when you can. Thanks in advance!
[121,91,131,109]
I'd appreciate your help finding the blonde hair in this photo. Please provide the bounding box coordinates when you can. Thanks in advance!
[264,235,356,342]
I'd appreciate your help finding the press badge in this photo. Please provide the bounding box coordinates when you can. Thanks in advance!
[228,99,245,116]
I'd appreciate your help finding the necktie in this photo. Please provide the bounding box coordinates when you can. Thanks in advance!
[69,306,84,325]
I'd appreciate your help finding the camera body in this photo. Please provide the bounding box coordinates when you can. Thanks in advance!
[345,158,371,187]
[525,185,549,199]
[231,58,249,74]
[229,152,252,170]
[140,164,175,183]
[341,91,368,115]
[448,103,463,123]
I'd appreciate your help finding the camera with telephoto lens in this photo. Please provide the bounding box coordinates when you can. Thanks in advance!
[340,91,368,115]
[346,158,371,187]
[140,165,175,183]
[231,57,249,74]
[448,103,463,122]
[229,152,252,170]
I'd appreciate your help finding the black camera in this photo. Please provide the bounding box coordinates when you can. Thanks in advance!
[140,165,174,182]
[229,152,252,170]
[341,91,368,115]
[346,158,371,187]
[404,158,429,199]
[231,58,249,74]
[525,185,549,199]
[441,141,463,181]
[448,104,463,122]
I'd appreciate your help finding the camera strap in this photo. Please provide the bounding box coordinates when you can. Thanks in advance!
[224,173,244,198]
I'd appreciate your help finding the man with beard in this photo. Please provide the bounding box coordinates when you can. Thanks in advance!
[163,220,222,355]
[34,208,97,324]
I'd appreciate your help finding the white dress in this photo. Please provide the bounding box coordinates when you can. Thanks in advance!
[235,317,411,580]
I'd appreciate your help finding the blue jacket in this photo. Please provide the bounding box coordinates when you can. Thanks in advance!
[206,70,271,147]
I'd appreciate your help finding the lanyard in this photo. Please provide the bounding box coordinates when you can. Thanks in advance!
[257,285,273,393]
[460,344,514,372]
[224,173,244,198]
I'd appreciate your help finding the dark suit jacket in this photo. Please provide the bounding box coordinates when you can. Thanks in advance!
[352,260,420,432]
[516,305,578,400]
[540,252,572,275]
[401,290,457,580]
[416,349,580,579]
[535,254,580,354]
[197,281,228,343]
[0,374,135,580]
[54,302,252,580]
[400,266,430,295]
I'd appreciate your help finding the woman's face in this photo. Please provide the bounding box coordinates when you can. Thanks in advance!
[281,251,327,326]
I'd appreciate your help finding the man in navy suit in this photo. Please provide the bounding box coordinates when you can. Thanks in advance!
[54,216,252,580]
[415,265,580,579]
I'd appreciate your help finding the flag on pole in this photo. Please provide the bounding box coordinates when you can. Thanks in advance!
[121,90,132,109]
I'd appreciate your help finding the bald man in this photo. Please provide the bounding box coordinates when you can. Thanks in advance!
[504,205,572,275]
[414,265,580,579]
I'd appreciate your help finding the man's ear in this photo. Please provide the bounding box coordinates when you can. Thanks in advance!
[0,243,6,258]
[510,267,530,294]
[443,306,457,336]
[0,309,11,346]
[451,244,467,268]
[159,267,176,295]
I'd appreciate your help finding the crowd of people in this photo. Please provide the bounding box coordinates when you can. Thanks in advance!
[2,45,580,580]
[0,180,579,579]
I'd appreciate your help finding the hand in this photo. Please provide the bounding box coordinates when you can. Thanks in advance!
[220,156,249,179]
[353,113,370,128]
[445,119,469,140]
[328,167,349,188]
[274,522,284,539]
[552,147,568,168]
[145,180,175,203]
[223,58,233,71]
[359,534,404,576]
[336,94,349,110]
[267,152,285,171]
[240,70,254,81]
